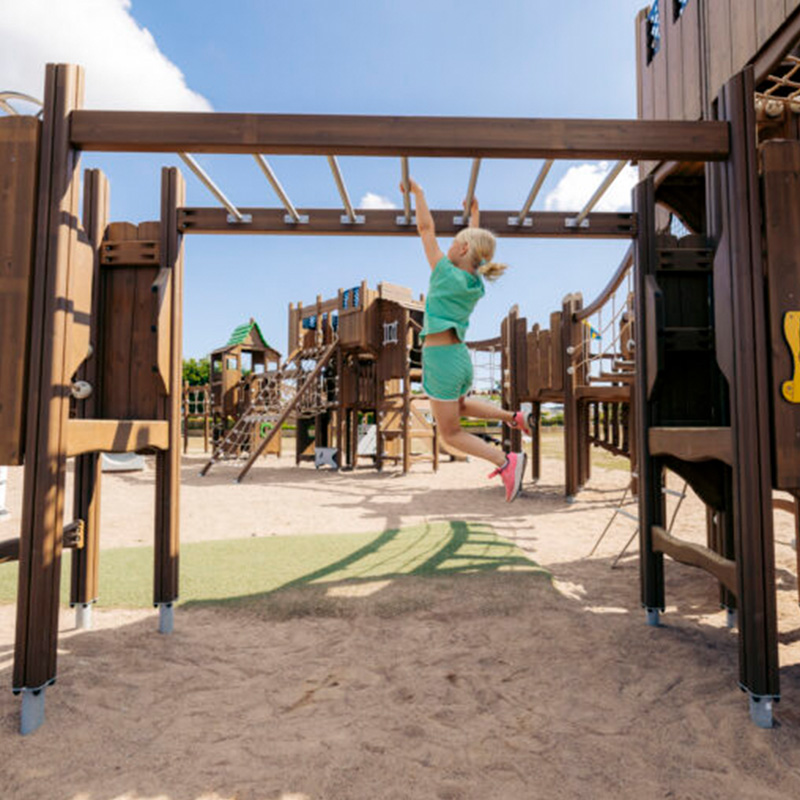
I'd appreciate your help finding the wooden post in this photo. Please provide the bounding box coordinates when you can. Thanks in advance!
[70,168,110,625]
[561,294,583,500]
[632,176,666,622]
[402,327,411,474]
[529,401,541,483]
[13,63,84,733]
[153,167,185,631]
[716,68,779,717]
[335,347,344,461]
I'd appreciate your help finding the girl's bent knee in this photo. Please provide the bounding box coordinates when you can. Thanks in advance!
[439,424,462,443]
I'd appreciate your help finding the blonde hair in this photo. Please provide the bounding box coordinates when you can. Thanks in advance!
[453,227,508,281]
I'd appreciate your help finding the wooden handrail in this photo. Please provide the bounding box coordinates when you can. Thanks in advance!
[574,244,634,322]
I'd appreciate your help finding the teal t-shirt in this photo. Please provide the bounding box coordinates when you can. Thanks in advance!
[420,256,486,342]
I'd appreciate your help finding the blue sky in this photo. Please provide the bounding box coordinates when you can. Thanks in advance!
[4,0,649,359]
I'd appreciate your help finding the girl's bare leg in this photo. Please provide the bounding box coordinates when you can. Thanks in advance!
[430,398,506,468]
[458,395,516,424]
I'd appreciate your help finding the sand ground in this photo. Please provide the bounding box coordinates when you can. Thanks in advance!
[1,436,800,799]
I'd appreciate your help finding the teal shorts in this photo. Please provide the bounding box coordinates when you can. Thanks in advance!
[422,342,473,401]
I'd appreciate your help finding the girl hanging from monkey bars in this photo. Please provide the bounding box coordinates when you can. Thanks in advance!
[401,178,530,502]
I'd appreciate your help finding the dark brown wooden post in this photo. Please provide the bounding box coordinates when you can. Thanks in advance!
[529,401,541,483]
[14,63,84,734]
[499,308,521,456]
[715,68,779,725]
[70,168,109,628]
[577,318,591,488]
[402,318,411,474]
[632,176,666,626]
[153,167,185,633]
[561,294,582,501]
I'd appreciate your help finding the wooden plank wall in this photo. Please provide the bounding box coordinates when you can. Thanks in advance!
[637,0,800,129]
[0,117,40,465]
[98,222,164,419]
[761,140,800,491]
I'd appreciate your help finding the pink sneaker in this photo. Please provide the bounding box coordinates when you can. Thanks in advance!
[510,410,532,436]
[488,452,527,502]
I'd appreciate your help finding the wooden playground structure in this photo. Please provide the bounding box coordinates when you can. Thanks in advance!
[1,1,800,732]
[497,245,636,501]
[199,279,437,480]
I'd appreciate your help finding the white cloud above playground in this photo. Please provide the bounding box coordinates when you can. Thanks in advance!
[1,0,211,111]
[544,162,639,213]
[359,192,398,210]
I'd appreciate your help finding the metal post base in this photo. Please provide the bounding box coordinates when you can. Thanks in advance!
[20,689,46,735]
[565,495,576,505]
[157,602,174,634]
[75,602,93,630]
[724,607,737,629]
[748,694,775,729]
[645,607,661,626]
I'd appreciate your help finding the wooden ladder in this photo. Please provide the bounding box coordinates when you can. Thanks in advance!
[200,341,338,479]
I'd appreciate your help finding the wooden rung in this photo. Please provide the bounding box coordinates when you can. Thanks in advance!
[66,419,169,457]
[773,497,798,515]
[652,525,737,594]
[590,373,634,383]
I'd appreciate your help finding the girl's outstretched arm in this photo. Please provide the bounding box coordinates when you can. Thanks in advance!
[402,179,444,269]
[467,195,480,228]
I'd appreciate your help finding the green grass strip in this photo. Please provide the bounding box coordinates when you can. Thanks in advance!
[0,521,545,609]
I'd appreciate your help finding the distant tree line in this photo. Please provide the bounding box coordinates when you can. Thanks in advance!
[182,357,210,386]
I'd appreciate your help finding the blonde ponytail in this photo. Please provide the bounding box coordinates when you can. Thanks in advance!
[453,226,508,282]
[477,260,507,281]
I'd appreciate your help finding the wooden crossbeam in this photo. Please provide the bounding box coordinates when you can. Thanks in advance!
[178,207,636,239]
[66,419,169,457]
[70,111,730,161]
[648,426,733,466]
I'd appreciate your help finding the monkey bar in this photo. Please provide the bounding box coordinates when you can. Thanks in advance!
[510,159,554,227]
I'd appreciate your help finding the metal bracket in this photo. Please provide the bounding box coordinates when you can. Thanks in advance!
[565,217,590,229]
[395,215,417,226]
[507,216,533,227]
[748,693,776,728]
[156,602,175,634]
[20,688,46,735]
[340,214,365,225]
[645,607,661,626]
[227,213,253,224]
[63,519,85,549]
[453,215,469,226]
[285,214,309,225]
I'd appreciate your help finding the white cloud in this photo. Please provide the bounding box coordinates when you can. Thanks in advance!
[359,192,397,210]
[544,162,638,213]
[1,0,211,111]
